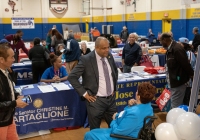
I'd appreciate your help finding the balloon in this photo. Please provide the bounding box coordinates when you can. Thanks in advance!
[166,108,186,125]
[174,112,200,140]
[178,105,189,112]
[155,123,179,140]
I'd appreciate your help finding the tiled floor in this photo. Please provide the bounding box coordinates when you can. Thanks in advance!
[23,112,168,140]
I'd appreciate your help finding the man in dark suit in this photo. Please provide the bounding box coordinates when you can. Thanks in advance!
[68,37,118,130]
[192,27,200,52]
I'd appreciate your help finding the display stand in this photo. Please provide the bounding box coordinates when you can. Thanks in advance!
[189,46,200,112]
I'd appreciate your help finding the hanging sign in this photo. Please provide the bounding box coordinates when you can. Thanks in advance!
[11,18,34,29]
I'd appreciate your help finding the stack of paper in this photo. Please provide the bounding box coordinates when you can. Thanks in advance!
[12,63,25,66]
[51,83,71,91]
[156,74,166,77]
[23,61,32,65]
[38,85,56,93]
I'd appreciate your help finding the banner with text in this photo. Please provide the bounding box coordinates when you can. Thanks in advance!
[15,90,87,134]
[116,78,167,112]
[11,18,35,29]
[12,64,32,86]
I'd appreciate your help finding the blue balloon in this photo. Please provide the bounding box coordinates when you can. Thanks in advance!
[178,105,189,112]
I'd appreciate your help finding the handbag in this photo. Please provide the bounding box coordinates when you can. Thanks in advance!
[140,55,154,67]
[156,88,171,111]
[43,47,49,60]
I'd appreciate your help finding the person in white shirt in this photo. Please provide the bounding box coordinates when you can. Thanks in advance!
[68,37,118,130]
[0,43,28,139]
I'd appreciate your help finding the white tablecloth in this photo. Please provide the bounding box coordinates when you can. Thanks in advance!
[114,55,160,67]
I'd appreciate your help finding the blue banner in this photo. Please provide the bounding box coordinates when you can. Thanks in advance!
[12,64,32,86]
[15,86,87,134]
[116,78,167,112]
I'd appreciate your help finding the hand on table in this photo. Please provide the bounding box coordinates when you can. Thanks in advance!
[53,75,61,82]
[84,93,96,102]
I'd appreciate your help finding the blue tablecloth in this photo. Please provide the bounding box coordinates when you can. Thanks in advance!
[15,76,166,134]
[12,64,32,86]
[116,77,166,111]
[157,54,166,67]
[15,81,87,134]
[117,44,125,48]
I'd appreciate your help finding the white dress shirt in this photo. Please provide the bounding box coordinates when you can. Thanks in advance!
[95,51,114,97]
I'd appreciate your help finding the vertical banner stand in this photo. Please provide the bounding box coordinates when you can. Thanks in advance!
[189,45,200,112]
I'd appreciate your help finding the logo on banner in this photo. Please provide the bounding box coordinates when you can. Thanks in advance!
[49,0,68,14]
[33,98,43,108]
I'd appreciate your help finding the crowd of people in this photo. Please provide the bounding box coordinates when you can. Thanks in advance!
[0,24,200,139]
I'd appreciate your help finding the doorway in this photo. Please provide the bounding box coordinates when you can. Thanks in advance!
[162,19,172,33]
[85,22,89,33]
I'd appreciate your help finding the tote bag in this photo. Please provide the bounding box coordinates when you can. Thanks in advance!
[140,55,154,67]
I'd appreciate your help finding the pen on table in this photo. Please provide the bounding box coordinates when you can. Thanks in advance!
[22,86,28,89]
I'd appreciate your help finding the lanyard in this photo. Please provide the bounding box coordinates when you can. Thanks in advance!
[54,69,60,76]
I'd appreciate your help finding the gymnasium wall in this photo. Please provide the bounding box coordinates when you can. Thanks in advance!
[86,0,200,41]
[0,0,82,41]
[0,0,200,41]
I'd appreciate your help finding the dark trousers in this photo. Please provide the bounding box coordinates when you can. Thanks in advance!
[183,87,191,106]
[14,51,19,63]
[86,94,117,130]
[93,36,98,42]
[32,62,47,84]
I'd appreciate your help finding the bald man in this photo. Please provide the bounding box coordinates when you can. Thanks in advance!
[68,37,118,130]
[122,33,142,73]
[120,26,129,43]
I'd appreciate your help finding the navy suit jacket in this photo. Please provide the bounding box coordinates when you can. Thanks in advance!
[68,50,118,96]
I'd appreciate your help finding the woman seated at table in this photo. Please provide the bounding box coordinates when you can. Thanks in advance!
[84,82,156,140]
[80,42,91,55]
[40,53,68,83]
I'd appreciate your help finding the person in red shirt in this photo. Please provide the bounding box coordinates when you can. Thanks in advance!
[5,30,28,63]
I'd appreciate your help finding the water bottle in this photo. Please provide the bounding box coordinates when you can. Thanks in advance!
[61,55,66,63]
[50,47,54,53]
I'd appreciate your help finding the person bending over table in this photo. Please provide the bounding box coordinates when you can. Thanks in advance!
[84,82,156,140]
[40,53,68,83]
[5,30,28,63]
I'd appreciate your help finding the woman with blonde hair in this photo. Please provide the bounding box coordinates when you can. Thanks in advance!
[80,42,91,55]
